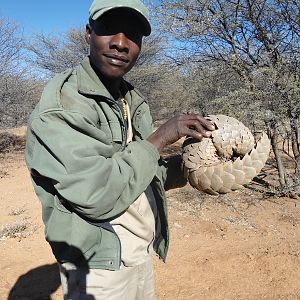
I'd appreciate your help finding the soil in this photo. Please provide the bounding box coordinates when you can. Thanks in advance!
[0,129,299,300]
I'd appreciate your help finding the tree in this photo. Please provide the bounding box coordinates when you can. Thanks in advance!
[0,18,23,76]
[0,74,42,128]
[155,0,300,193]
[27,27,89,77]
[0,18,41,128]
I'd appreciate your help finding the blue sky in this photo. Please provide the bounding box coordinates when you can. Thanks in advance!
[0,0,91,36]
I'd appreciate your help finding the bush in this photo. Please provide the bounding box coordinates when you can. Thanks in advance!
[0,132,25,153]
[0,221,29,239]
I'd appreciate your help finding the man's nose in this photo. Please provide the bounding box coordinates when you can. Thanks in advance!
[110,32,129,52]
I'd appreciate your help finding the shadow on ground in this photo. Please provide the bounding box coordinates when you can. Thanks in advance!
[8,242,96,299]
[8,263,61,300]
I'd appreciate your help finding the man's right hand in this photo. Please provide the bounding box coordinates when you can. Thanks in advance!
[147,114,215,153]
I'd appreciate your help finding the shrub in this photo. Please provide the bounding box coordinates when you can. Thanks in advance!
[0,132,25,153]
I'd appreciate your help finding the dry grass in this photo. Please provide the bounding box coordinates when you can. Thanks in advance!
[8,207,26,216]
[223,215,257,229]
[0,219,37,241]
[0,132,25,178]
[0,220,29,239]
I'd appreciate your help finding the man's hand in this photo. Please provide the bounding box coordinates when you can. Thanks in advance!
[147,114,215,153]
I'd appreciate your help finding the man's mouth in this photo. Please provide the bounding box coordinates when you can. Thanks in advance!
[103,53,130,66]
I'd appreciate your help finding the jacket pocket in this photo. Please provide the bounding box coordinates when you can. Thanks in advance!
[45,200,100,262]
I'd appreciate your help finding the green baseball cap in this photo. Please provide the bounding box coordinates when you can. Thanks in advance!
[89,0,151,36]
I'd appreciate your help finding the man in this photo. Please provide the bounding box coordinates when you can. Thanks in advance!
[25,0,215,299]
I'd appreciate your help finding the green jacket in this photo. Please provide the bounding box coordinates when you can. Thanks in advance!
[25,57,184,270]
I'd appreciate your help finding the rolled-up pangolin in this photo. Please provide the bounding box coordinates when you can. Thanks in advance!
[182,114,271,195]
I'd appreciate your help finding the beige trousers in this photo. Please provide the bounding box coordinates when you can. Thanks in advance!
[59,256,156,300]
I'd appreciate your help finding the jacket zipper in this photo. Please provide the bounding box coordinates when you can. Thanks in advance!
[104,97,146,150]
[113,102,127,150]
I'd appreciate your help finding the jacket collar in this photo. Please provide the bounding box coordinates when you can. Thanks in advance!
[76,56,146,112]
[77,56,112,99]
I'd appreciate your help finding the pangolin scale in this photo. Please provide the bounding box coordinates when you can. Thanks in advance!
[182,115,271,195]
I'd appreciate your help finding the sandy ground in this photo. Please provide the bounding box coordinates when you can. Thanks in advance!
[0,133,300,299]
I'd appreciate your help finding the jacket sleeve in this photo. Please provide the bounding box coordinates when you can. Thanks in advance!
[25,109,160,221]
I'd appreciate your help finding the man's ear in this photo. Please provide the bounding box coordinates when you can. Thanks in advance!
[85,24,92,44]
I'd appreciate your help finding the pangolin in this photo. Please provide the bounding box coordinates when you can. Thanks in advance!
[182,114,271,195]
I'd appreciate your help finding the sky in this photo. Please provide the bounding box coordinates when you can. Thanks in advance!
[0,0,91,37]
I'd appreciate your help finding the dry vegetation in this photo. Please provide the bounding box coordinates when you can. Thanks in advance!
[0,220,31,240]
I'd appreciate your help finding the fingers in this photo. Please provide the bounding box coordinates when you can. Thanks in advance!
[185,128,204,140]
[185,114,215,130]
[197,116,216,131]
[181,114,215,140]
[148,113,216,152]
[186,120,212,137]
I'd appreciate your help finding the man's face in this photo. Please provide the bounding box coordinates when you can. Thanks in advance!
[86,9,143,80]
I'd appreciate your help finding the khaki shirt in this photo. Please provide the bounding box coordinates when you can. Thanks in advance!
[111,99,158,266]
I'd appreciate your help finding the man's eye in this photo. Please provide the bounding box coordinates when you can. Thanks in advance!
[127,32,142,42]
[94,25,114,36]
